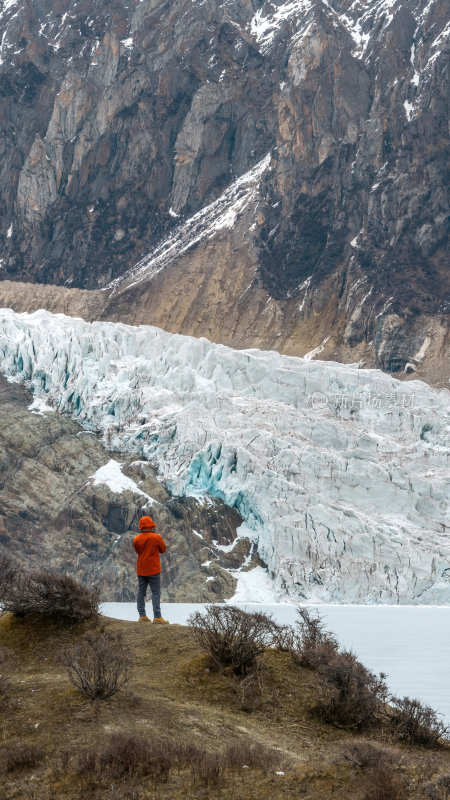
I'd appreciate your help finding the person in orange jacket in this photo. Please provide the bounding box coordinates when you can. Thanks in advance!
[133,515,169,624]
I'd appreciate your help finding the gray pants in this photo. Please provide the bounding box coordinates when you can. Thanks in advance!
[137,574,161,618]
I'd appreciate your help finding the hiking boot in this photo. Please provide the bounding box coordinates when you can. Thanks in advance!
[153,616,169,624]
[138,615,151,622]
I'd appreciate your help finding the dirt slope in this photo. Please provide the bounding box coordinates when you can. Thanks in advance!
[0,613,449,800]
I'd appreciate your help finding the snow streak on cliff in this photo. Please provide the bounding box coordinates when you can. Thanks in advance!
[106,154,271,295]
[0,309,449,603]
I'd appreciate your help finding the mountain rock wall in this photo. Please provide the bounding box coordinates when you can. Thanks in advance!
[0,0,448,381]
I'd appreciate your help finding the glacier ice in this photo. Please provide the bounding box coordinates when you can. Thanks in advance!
[0,308,449,604]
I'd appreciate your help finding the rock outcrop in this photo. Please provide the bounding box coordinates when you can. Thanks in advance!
[0,0,448,382]
[0,374,250,601]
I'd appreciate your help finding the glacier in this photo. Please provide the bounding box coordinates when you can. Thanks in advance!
[0,308,449,604]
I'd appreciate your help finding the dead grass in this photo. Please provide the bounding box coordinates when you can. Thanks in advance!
[0,613,448,800]
[0,647,10,704]
[423,773,450,799]
[0,741,45,773]
[362,764,409,800]
[343,741,397,769]
[72,732,174,782]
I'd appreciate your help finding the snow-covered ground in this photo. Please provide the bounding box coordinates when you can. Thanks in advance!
[101,602,450,725]
[0,308,449,604]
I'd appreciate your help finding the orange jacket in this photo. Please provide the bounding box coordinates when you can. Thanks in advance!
[133,530,166,576]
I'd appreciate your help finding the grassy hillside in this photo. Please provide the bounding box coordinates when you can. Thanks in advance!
[0,613,449,800]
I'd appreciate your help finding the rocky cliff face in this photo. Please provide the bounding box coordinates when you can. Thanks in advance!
[0,0,448,382]
[0,374,254,601]
[0,0,276,286]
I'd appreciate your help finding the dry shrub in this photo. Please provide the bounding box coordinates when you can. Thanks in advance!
[292,611,447,740]
[188,740,279,786]
[73,733,279,789]
[0,741,44,773]
[0,648,10,702]
[314,648,389,729]
[236,660,267,711]
[291,609,388,730]
[292,607,340,669]
[188,605,279,677]
[390,697,449,747]
[269,622,296,652]
[191,751,222,786]
[74,732,172,782]
[224,742,278,772]
[362,765,408,800]
[343,742,395,770]
[61,630,132,700]
[0,562,98,624]
[424,774,450,799]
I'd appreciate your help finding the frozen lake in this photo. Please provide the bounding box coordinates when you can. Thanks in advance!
[101,602,450,726]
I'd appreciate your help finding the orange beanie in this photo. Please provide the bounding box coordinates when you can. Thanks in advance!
[139,516,156,531]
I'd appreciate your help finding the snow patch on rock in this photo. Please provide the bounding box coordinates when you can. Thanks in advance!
[304,337,330,361]
[404,100,415,121]
[28,397,55,415]
[89,458,155,505]
[250,1,312,51]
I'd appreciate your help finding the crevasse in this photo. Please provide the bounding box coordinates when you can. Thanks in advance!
[0,308,449,604]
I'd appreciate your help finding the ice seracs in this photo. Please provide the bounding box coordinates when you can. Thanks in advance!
[0,309,449,604]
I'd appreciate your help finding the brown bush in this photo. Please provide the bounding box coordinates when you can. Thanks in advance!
[224,742,278,772]
[424,774,450,799]
[390,697,449,747]
[102,734,171,782]
[291,607,340,670]
[289,609,388,730]
[74,732,172,782]
[0,564,99,624]
[186,740,279,786]
[313,648,389,729]
[362,765,408,800]
[0,648,10,701]
[60,630,132,700]
[74,732,278,786]
[268,622,296,652]
[236,660,267,711]
[343,742,395,770]
[188,605,280,677]
[191,751,222,785]
[0,741,44,773]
